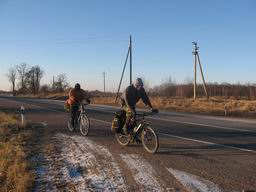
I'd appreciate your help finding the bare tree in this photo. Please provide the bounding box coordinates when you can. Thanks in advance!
[26,66,44,94]
[54,74,69,92]
[34,66,44,93]
[6,67,17,94]
[16,63,29,93]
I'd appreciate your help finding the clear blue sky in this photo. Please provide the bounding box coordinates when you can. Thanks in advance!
[0,0,255,92]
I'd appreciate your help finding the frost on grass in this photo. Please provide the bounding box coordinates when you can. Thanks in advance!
[32,133,128,191]
[120,154,163,191]
[56,133,128,191]
[167,168,222,192]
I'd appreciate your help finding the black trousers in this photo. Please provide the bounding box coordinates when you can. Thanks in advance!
[71,104,79,126]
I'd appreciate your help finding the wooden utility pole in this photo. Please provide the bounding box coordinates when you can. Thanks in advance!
[193,43,197,99]
[192,42,208,99]
[103,71,106,93]
[52,76,55,90]
[129,35,132,85]
[115,35,133,103]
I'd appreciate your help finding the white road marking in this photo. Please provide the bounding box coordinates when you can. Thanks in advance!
[149,116,256,133]
[88,117,256,155]
[167,168,222,192]
[85,105,256,133]
[159,133,256,154]
[90,117,111,125]
[120,154,164,191]
[41,122,47,127]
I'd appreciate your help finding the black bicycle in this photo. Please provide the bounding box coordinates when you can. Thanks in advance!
[115,112,159,154]
[67,101,90,136]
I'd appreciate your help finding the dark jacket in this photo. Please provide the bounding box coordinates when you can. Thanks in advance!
[120,84,152,111]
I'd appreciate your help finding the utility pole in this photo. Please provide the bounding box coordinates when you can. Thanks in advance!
[192,42,208,99]
[115,35,133,102]
[103,71,106,93]
[130,35,132,85]
[52,76,55,90]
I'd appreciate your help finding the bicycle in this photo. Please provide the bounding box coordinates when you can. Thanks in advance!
[67,100,90,136]
[115,112,159,154]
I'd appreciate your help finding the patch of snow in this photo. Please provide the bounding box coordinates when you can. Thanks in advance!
[120,154,163,191]
[57,133,128,191]
[167,168,222,192]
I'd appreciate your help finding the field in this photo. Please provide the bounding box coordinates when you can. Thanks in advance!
[17,93,256,118]
[92,96,256,117]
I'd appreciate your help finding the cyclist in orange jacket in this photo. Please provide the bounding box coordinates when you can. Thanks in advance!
[67,83,90,128]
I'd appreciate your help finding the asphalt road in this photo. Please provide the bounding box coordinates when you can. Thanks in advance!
[1,96,256,191]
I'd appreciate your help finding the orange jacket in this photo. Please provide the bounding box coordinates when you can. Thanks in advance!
[67,88,87,105]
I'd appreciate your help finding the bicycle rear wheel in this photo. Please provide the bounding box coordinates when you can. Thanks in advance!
[141,126,159,153]
[79,114,90,136]
[115,132,131,146]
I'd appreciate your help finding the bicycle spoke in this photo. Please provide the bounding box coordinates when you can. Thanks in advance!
[79,114,90,136]
[141,126,159,153]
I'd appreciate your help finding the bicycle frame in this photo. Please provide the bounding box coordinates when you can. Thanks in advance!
[130,113,150,139]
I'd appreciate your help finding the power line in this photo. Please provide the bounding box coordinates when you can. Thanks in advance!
[0,36,128,45]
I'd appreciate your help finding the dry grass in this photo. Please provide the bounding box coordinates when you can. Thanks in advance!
[0,112,35,192]
[16,93,256,117]
[92,96,256,117]
[17,92,68,100]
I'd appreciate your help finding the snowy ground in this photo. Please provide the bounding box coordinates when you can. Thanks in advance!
[31,133,222,192]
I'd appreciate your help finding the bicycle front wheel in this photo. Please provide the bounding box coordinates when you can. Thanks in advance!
[141,126,159,153]
[79,114,90,136]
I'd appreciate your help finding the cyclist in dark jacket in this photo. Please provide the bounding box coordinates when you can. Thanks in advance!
[120,78,157,134]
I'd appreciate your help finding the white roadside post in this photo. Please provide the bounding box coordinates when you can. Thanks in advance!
[224,103,228,116]
[21,106,25,125]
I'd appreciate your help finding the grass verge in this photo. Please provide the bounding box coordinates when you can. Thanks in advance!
[0,112,35,192]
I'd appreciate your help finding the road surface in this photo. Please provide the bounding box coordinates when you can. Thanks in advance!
[0,96,255,191]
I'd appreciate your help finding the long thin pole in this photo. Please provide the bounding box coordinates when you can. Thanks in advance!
[193,46,197,99]
[130,35,132,85]
[115,47,130,103]
[103,71,106,93]
[197,54,208,98]
[53,76,55,90]
[194,54,197,99]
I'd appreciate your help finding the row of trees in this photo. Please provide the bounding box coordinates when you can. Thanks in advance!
[6,66,256,99]
[149,82,256,99]
[6,63,69,95]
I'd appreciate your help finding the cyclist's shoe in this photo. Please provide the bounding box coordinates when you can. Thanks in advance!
[135,135,141,144]
[123,126,129,135]
[131,135,141,144]
[72,121,78,129]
